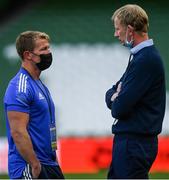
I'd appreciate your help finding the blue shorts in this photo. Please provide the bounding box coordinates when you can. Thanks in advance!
[22,163,64,179]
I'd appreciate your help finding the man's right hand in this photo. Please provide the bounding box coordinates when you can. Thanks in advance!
[31,161,41,178]
[111,82,122,101]
[116,82,122,93]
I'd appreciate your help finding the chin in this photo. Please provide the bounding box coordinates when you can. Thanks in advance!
[119,39,124,44]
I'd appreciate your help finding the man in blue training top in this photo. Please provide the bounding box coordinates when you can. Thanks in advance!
[105,4,166,179]
[4,31,64,179]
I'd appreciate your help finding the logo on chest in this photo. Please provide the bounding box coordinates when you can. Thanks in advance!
[39,92,45,100]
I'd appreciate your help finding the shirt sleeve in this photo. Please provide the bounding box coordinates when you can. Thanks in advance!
[111,59,155,119]
[4,79,34,113]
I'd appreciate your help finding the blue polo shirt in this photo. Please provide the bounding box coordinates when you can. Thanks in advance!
[4,67,58,179]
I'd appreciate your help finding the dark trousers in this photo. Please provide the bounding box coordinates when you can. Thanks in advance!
[22,163,64,179]
[107,134,158,179]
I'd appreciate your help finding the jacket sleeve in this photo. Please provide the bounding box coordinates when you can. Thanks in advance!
[105,75,124,109]
[105,84,117,109]
[111,59,155,119]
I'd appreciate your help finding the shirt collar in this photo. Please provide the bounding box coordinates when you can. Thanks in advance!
[130,39,154,55]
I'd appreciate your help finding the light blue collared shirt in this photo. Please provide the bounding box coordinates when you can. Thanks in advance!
[130,39,154,55]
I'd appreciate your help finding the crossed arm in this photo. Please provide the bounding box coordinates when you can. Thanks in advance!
[105,59,155,119]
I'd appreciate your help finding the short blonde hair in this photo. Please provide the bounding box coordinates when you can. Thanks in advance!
[112,4,149,33]
[16,31,50,59]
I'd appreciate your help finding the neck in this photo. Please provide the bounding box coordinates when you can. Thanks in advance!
[133,32,149,47]
[22,62,41,80]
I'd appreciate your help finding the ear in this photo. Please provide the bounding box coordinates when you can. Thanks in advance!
[127,25,134,35]
[23,51,32,60]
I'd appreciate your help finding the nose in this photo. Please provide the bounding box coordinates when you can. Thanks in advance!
[46,47,51,53]
[114,31,118,37]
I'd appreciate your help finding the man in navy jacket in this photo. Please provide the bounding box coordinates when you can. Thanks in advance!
[105,4,166,179]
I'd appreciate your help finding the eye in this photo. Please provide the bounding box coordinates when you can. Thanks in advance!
[41,46,49,51]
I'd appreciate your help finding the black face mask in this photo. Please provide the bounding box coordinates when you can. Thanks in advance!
[36,53,53,71]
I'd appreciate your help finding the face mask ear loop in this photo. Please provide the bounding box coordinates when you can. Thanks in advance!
[125,27,129,43]
[124,26,134,48]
